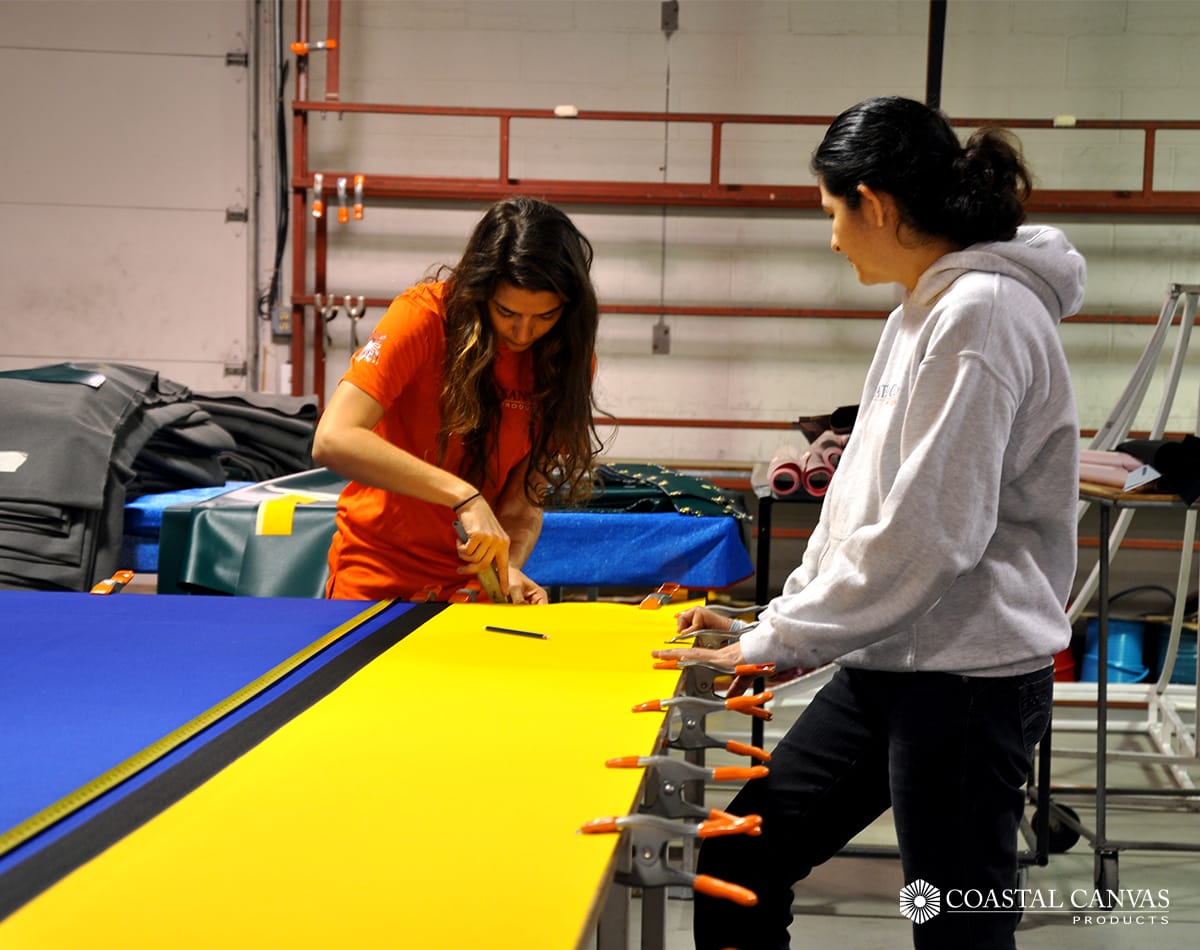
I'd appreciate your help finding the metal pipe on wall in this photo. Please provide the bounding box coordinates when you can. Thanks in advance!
[926,0,948,109]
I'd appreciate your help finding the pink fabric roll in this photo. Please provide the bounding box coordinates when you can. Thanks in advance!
[1079,449,1149,488]
[1079,462,1135,488]
[768,446,805,496]
[1080,449,1142,472]
[801,463,834,496]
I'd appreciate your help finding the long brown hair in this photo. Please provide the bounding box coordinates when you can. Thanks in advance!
[437,196,602,505]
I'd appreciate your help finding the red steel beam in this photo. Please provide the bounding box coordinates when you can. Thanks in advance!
[292,170,1200,216]
[291,295,1170,327]
[325,0,341,102]
[293,101,1200,214]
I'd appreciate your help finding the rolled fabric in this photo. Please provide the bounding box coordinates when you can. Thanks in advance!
[801,463,834,497]
[1117,435,1200,503]
[1079,462,1136,489]
[1079,449,1142,472]
[798,431,850,497]
[767,446,804,497]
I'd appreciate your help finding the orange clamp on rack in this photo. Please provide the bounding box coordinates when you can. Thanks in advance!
[692,874,759,907]
[311,172,325,219]
[353,174,365,220]
[336,177,350,224]
[89,569,135,595]
[290,38,338,55]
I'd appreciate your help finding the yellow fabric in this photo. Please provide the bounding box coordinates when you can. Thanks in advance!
[254,493,318,536]
[0,601,690,949]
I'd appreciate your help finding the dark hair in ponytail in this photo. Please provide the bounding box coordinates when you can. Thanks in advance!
[810,96,1032,247]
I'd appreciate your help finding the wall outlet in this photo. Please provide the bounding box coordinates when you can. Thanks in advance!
[271,306,292,338]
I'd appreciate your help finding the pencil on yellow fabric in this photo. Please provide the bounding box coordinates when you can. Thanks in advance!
[485,625,549,640]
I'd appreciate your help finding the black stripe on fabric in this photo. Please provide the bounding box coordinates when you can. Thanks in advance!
[0,601,443,920]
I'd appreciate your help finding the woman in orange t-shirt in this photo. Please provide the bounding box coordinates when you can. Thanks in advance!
[312,197,602,603]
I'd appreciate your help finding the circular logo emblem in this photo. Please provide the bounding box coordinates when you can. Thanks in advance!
[899,879,942,924]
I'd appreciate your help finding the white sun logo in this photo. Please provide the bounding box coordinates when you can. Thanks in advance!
[898,879,942,924]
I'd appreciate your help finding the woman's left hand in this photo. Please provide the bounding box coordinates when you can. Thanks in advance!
[650,642,757,697]
[505,567,548,605]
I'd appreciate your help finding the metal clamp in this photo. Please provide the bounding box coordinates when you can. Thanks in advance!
[606,754,768,819]
[311,172,325,219]
[579,812,760,905]
[343,295,366,351]
[634,690,774,761]
[315,293,339,348]
[290,38,338,56]
[353,174,365,220]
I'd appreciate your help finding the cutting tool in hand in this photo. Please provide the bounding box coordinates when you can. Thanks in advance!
[453,521,509,603]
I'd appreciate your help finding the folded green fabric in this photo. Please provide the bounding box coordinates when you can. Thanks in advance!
[554,462,748,518]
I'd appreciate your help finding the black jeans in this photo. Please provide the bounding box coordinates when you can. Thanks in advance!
[694,665,1054,950]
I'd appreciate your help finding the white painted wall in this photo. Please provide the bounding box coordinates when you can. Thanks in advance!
[0,0,253,391]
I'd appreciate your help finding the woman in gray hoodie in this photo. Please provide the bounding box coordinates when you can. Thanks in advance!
[657,96,1086,950]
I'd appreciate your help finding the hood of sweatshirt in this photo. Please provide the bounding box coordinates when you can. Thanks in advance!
[909,224,1087,323]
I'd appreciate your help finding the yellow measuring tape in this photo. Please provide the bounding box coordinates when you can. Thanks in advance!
[0,598,395,859]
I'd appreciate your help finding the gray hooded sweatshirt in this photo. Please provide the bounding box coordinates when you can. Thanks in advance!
[742,225,1086,676]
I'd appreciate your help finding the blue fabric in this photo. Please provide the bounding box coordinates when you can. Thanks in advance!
[0,592,404,871]
[120,483,252,571]
[124,483,253,534]
[527,511,753,588]
[137,482,754,592]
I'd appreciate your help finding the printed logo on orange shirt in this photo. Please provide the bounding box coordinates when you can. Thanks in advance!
[355,333,387,365]
[500,386,534,412]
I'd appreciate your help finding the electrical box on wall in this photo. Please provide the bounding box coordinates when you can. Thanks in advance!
[271,307,292,340]
[652,317,671,354]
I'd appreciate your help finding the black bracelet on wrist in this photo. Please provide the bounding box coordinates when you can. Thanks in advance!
[453,491,481,512]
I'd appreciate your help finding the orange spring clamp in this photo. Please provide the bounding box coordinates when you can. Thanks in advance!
[336,176,350,224]
[639,582,681,609]
[633,691,774,761]
[352,174,365,220]
[311,172,325,219]
[290,38,338,56]
[90,569,135,595]
[606,754,768,819]
[578,812,759,906]
[654,656,775,700]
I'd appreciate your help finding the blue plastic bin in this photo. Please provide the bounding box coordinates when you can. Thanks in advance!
[1080,619,1149,684]
[1154,625,1198,685]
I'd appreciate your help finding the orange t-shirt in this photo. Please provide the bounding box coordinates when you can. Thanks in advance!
[326,282,535,601]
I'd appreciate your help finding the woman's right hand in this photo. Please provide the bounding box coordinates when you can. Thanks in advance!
[674,605,734,636]
[454,495,511,591]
